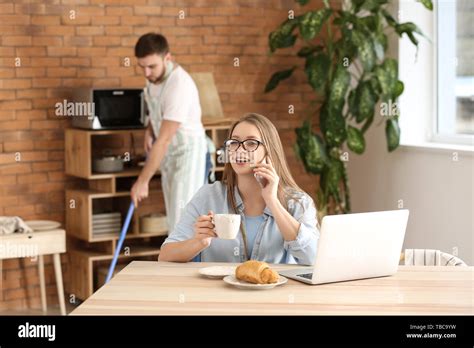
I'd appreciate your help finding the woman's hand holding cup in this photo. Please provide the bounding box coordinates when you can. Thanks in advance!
[193,210,217,248]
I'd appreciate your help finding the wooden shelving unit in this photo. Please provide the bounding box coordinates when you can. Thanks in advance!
[64,120,232,300]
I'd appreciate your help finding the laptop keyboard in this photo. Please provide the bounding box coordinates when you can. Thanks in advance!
[297,272,313,279]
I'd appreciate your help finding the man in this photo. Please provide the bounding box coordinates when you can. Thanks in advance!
[131,33,207,232]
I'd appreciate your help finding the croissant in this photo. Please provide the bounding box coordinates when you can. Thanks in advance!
[235,260,279,284]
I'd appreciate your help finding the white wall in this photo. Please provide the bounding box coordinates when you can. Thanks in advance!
[346,126,473,265]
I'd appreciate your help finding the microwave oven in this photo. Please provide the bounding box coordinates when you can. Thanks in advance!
[71,88,146,129]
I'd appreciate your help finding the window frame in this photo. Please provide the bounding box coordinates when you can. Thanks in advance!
[398,0,473,151]
[432,0,473,146]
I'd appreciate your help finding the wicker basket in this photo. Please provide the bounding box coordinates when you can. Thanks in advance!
[140,214,168,235]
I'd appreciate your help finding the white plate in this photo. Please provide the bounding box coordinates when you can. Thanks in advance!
[198,266,236,279]
[92,222,121,227]
[223,275,288,290]
[25,220,61,231]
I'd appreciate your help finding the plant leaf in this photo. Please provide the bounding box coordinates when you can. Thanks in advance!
[306,133,328,174]
[375,58,398,102]
[356,82,376,123]
[386,118,400,152]
[348,89,357,120]
[394,80,404,98]
[395,22,430,49]
[373,40,384,62]
[361,111,374,134]
[297,45,323,57]
[295,120,328,174]
[395,22,423,35]
[347,125,365,154]
[320,158,343,196]
[417,0,433,10]
[305,53,330,91]
[336,29,357,60]
[299,8,332,41]
[319,103,329,135]
[325,108,347,147]
[361,0,388,11]
[381,9,398,27]
[352,31,376,71]
[372,32,387,61]
[264,67,296,93]
[326,66,349,145]
[336,9,357,24]
[407,31,419,47]
[369,75,382,95]
[268,18,299,53]
[359,15,378,31]
[329,66,351,114]
[269,33,297,53]
[351,0,365,13]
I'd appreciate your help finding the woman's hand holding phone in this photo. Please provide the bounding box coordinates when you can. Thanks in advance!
[253,156,279,205]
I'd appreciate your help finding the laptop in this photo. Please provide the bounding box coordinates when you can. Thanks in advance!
[279,209,409,285]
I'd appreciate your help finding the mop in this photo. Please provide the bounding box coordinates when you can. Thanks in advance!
[106,133,151,284]
[105,201,135,284]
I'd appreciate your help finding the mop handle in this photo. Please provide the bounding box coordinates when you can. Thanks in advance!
[105,202,135,284]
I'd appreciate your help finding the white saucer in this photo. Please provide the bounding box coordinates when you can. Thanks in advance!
[198,266,236,279]
[25,220,61,231]
[223,275,288,290]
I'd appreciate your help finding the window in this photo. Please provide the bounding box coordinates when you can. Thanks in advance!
[398,0,473,149]
[436,0,474,142]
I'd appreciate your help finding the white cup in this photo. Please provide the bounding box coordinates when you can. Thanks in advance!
[213,214,241,239]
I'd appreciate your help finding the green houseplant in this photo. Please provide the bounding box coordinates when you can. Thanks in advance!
[265,0,433,221]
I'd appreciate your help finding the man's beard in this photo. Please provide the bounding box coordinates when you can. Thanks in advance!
[148,66,167,84]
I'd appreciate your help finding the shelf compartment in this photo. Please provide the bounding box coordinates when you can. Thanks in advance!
[88,177,115,193]
[65,128,147,179]
[68,246,160,300]
[116,176,138,192]
[66,189,167,242]
[89,167,144,180]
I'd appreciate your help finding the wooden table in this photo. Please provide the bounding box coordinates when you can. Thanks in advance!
[0,229,67,315]
[71,261,473,315]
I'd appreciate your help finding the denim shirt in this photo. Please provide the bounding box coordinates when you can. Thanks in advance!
[162,181,320,265]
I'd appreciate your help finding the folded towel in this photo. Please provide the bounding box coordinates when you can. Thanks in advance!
[0,216,33,235]
[404,248,467,266]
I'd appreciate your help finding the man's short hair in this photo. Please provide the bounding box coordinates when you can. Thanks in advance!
[135,33,169,58]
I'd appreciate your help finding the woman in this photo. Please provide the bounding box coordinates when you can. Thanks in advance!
[159,113,319,265]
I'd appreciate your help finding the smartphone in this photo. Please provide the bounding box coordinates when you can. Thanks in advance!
[254,156,268,188]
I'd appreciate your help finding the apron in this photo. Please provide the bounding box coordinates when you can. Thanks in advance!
[143,64,207,234]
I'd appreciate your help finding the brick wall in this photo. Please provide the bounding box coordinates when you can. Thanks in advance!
[0,0,322,311]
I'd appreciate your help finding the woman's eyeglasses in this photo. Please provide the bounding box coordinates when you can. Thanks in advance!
[224,139,265,152]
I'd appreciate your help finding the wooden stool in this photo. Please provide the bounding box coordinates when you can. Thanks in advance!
[0,229,66,315]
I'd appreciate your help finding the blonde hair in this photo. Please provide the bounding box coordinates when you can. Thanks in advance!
[222,112,305,215]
